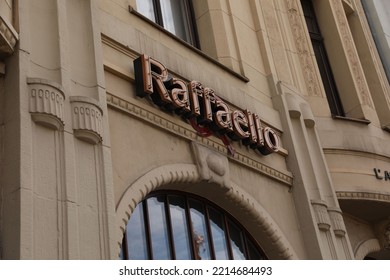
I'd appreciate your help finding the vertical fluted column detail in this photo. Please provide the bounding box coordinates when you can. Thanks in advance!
[312,200,331,231]
[328,208,347,237]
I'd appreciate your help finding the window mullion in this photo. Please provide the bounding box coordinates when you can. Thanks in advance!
[184,196,197,260]
[243,234,251,260]
[143,200,154,260]
[182,0,200,48]
[165,195,176,260]
[153,0,164,27]
[204,207,216,260]
[223,215,234,260]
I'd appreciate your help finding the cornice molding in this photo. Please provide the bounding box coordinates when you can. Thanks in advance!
[106,93,293,186]
[323,148,390,163]
[337,191,390,202]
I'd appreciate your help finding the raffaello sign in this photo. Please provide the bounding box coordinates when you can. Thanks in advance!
[134,54,279,156]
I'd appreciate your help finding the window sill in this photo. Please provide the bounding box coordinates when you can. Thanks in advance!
[128,5,249,83]
[332,115,371,125]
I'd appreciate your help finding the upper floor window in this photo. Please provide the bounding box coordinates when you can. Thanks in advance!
[120,191,268,260]
[301,0,345,117]
[136,0,199,47]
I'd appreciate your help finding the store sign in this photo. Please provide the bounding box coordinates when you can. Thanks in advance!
[373,168,390,181]
[134,54,279,156]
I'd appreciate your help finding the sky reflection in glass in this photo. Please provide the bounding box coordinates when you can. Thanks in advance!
[168,195,192,260]
[160,0,192,43]
[228,221,246,260]
[147,196,171,260]
[125,203,148,260]
[208,207,229,260]
[122,192,267,260]
[189,199,211,260]
[135,0,155,21]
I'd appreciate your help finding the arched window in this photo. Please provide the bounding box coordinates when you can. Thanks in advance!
[120,191,268,260]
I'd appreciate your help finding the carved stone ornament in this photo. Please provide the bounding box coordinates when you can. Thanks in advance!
[70,96,103,144]
[28,78,65,130]
[312,200,331,231]
[191,142,230,189]
[331,0,373,108]
[328,208,347,237]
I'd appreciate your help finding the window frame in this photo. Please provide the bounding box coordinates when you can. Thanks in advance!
[121,191,268,260]
[301,0,345,117]
[134,0,200,48]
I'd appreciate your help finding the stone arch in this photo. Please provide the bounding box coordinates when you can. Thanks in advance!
[354,238,381,260]
[115,163,298,259]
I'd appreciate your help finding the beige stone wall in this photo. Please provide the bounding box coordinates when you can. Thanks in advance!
[309,0,390,259]
[102,0,390,259]
[101,0,356,259]
[1,0,117,259]
[0,0,12,25]
[102,37,301,258]
[1,0,389,260]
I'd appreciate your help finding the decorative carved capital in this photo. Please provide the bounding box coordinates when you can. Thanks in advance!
[28,78,65,130]
[70,96,103,144]
[0,15,18,56]
[328,208,347,237]
[312,200,331,231]
[191,142,230,189]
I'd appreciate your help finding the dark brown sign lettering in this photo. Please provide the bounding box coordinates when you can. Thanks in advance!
[134,54,280,156]
[374,168,390,181]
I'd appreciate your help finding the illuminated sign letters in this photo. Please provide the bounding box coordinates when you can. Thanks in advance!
[134,54,280,156]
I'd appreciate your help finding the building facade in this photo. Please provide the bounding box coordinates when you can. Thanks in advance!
[0,0,389,260]
[362,0,390,82]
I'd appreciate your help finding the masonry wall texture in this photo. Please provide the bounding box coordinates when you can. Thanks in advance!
[0,0,389,260]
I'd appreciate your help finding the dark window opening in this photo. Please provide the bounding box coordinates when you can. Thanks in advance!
[121,191,268,260]
[301,0,345,117]
[136,0,200,47]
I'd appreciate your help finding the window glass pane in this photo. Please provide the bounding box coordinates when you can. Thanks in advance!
[208,207,229,260]
[189,199,211,260]
[228,220,246,260]
[168,195,192,259]
[136,0,156,22]
[160,0,192,43]
[122,192,267,260]
[247,238,264,260]
[125,203,148,260]
[147,196,171,259]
